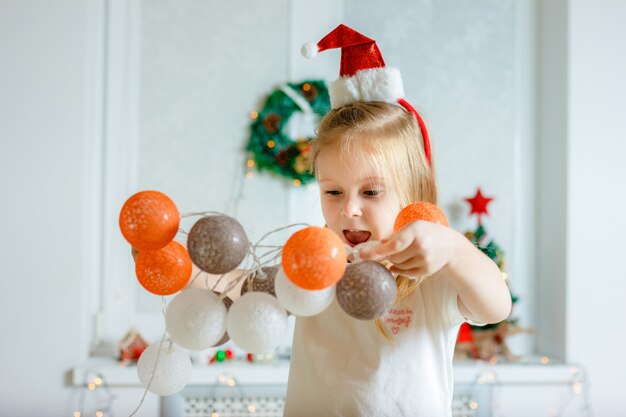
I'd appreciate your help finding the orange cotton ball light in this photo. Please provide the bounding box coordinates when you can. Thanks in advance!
[119,190,180,251]
[282,226,347,290]
[394,202,449,232]
[135,241,192,296]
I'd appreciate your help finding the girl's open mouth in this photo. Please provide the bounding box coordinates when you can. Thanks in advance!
[343,230,372,247]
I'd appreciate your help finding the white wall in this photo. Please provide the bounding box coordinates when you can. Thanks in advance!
[537,0,626,414]
[566,0,626,414]
[0,0,90,415]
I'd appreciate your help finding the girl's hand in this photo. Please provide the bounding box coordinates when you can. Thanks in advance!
[358,221,458,278]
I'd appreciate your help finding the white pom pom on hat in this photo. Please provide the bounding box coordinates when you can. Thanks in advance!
[300,42,318,59]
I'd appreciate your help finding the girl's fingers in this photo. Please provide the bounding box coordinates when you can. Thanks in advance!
[390,256,424,271]
[355,240,386,261]
[387,246,420,264]
[376,233,414,257]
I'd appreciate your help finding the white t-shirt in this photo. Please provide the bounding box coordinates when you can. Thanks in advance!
[283,274,465,417]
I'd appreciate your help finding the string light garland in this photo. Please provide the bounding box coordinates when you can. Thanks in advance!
[245,80,330,185]
[120,195,592,417]
[73,370,115,417]
[459,359,593,417]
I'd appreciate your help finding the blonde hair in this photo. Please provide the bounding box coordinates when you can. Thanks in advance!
[309,101,437,340]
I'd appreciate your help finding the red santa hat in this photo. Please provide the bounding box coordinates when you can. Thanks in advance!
[302,24,432,165]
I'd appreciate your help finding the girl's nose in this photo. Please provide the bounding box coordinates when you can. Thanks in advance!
[341,198,362,218]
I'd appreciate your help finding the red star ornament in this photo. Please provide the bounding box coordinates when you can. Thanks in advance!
[465,188,494,225]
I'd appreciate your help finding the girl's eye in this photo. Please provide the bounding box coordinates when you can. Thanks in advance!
[364,190,382,197]
[325,190,342,196]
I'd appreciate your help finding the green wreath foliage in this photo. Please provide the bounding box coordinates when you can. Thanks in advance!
[246,80,330,185]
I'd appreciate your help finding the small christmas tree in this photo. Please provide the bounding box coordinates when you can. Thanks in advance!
[454,188,527,362]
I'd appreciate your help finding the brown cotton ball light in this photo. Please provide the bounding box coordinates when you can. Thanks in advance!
[187,215,249,274]
[240,266,279,297]
[336,261,397,320]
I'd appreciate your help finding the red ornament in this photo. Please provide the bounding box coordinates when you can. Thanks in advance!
[465,188,494,225]
[457,322,474,344]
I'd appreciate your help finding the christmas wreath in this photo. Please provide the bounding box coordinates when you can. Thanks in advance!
[246,80,330,185]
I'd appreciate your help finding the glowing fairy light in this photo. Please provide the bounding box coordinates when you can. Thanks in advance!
[573,382,583,394]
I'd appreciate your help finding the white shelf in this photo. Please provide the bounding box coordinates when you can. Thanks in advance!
[72,359,290,386]
[453,360,577,385]
[73,357,577,387]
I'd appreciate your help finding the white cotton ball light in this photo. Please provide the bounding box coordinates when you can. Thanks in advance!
[300,42,318,59]
[137,341,191,396]
[227,292,288,354]
[275,267,335,316]
[165,289,227,351]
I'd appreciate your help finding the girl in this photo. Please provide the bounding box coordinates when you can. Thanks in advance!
[282,25,511,417]
[281,100,511,417]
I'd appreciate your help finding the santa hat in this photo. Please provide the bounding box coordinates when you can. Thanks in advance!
[302,24,431,165]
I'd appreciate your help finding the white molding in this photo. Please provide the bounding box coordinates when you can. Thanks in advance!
[99,0,144,343]
[510,0,537,356]
[82,0,107,357]
[535,0,569,360]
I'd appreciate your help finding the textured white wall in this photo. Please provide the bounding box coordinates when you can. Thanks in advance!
[138,0,290,227]
[136,0,527,333]
[134,0,294,313]
[139,0,517,242]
